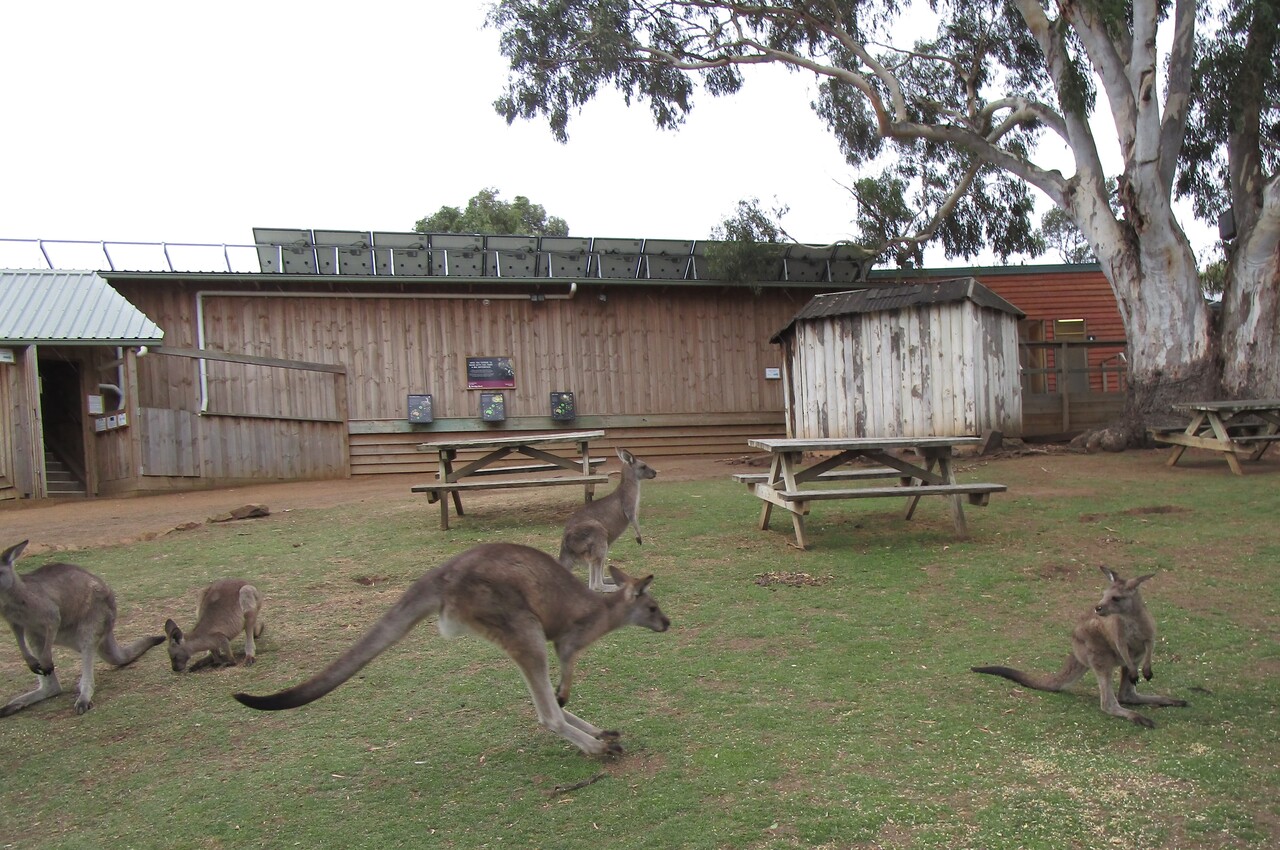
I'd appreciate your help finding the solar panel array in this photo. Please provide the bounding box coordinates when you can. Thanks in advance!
[252,228,871,284]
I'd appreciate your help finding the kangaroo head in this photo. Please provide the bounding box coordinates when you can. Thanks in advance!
[1093,566,1155,617]
[617,448,657,482]
[164,618,194,672]
[0,540,29,590]
[609,565,670,633]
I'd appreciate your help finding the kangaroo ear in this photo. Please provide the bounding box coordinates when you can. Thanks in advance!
[607,564,631,586]
[164,619,183,642]
[617,447,635,464]
[636,574,655,596]
[1132,573,1156,586]
[2,539,29,565]
[1099,565,1120,583]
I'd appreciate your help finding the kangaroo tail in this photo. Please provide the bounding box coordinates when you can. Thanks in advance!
[971,654,1084,693]
[100,632,165,667]
[234,573,442,711]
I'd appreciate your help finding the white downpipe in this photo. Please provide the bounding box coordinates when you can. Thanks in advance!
[192,283,578,412]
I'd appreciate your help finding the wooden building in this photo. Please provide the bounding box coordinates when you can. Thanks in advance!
[771,278,1024,439]
[2,232,1127,500]
[872,264,1127,435]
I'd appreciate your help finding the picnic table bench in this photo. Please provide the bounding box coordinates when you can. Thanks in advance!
[413,430,609,529]
[1150,399,1280,475]
[737,436,1007,549]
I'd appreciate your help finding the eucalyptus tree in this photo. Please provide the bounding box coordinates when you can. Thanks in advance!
[415,187,570,236]
[489,0,1280,435]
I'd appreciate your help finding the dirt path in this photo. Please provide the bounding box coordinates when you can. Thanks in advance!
[0,455,743,554]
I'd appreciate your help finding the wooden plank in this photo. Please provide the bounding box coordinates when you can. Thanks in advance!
[777,483,1006,500]
[411,474,609,494]
[731,468,898,484]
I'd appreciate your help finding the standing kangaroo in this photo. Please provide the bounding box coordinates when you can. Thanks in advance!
[234,542,670,756]
[972,566,1188,727]
[558,448,657,591]
[0,540,163,716]
[165,579,264,672]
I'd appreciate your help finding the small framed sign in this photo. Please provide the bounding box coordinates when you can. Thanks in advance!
[480,392,506,421]
[550,391,576,421]
[466,356,516,389]
[407,394,433,423]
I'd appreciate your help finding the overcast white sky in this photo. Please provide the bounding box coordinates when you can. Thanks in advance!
[1,1,1216,271]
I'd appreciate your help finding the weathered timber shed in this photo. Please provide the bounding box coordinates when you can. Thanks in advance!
[0,270,166,499]
[771,278,1024,439]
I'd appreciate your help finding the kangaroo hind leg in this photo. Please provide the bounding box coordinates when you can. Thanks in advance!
[503,623,618,756]
[1118,676,1188,708]
[1095,667,1156,728]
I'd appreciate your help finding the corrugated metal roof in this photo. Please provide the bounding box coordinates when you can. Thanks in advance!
[0,269,165,345]
[770,277,1025,342]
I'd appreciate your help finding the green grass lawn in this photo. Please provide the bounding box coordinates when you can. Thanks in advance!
[1,448,1277,849]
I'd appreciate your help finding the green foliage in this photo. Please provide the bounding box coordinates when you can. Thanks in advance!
[703,197,789,286]
[1039,206,1095,264]
[2,451,1278,848]
[414,187,570,236]
[1178,0,1280,223]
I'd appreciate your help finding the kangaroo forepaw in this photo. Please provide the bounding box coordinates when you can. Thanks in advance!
[601,736,624,758]
[1142,665,1153,681]
[74,698,93,715]
[635,536,643,545]
[242,655,256,667]
[29,662,54,676]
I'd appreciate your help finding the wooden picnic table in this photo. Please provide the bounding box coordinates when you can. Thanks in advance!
[1150,399,1280,475]
[734,436,1006,549]
[412,430,609,529]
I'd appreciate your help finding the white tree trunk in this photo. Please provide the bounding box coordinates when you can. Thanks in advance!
[1093,209,1216,431]
[1221,174,1280,397]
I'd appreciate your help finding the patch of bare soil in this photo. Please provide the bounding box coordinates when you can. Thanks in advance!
[0,455,734,555]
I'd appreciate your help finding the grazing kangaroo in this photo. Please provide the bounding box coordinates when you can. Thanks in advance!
[165,579,264,672]
[972,566,1187,728]
[234,542,670,756]
[0,540,163,716]
[558,448,657,591]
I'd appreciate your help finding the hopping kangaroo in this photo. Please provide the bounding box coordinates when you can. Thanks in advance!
[234,542,670,756]
[165,579,264,672]
[0,540,163,716]
[972,566,1187,727]
[558,448,657,591]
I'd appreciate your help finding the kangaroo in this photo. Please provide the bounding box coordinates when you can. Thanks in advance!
[165,579,264,672]
[558,447,657,591]
[972,566,1187,727]
[0,540,164,716]
[234,542,670,756]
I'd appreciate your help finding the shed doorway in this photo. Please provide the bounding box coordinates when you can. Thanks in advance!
[38,357,87,496]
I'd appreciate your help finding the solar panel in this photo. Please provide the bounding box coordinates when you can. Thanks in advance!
[431,234,486,276]
[253,228,315,274]
[783,245,832,282]
[485,235,538,277]
[641,239,693,280]
[313,230,373,275]
[593,238,643,278]
[372,231,432,276]
[539,236,592,277]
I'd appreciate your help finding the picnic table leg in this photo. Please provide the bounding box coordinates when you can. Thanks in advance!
[438,491,451,530]
[438,451,463,522]
[788,505,808,550]
[1164,413,1204,467]
[937,453,970,538]
[579,439,597,501]
[757,500,773,530]
[1206,413,1245,475]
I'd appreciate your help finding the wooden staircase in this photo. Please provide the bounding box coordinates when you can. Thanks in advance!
[45,451,87,498]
